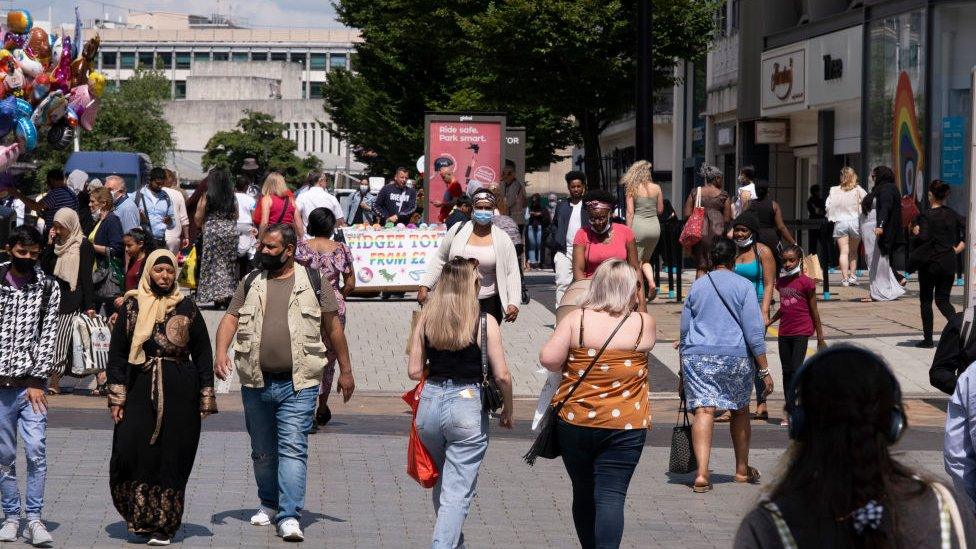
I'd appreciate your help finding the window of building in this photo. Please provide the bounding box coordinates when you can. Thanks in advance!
[176,52,191,69]
[349,52,359,72]
[714,4,728,37]
[212,51,229,61]
[157,52,172,69]
[138,51,154,68]
[290,52,306,67]
[193,51,210,63]
[251,52,268,62]
[271,52,287,62]
[104,80,119,93]
[101,51,117,69]
[309,82,324,99]
[232,51,248,62]
[310,53,327,70]
[174,80,186,99]
[301,81,307,98]
[330,53,347,70]
[120,51,135,69]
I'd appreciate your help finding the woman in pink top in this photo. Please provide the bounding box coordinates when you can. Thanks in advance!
[572,189,646,312]
[257,172,297,238]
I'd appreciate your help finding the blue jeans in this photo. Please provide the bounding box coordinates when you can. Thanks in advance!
[0,388,46,521]
[557,419,646,549]
[242,379,318,523]
[526,225,543,264]
[415,380,488,549]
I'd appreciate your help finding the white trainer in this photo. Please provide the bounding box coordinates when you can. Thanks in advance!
[147,536,171,546]
[250,506,275,526]
[277,518,304,542]
[23,520,52,548]
[0,517,18,542]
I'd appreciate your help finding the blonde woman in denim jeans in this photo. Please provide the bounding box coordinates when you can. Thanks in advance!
[408,257,514,549]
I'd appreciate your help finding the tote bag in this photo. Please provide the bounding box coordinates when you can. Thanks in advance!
[70,315,111,376]
[678,188,705,248]
[668,398,697,474]
[802,254,824,281]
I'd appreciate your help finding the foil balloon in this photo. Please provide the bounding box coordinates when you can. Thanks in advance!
[32,91,66,127]
[3,33,26,51]
[3,68,24,94]
[29,72,50,103]
[0,97,16,137]
[15,117,36,152]
[87,71,106,97]
[50,47,71,93]
[50,36,62,67]
[68,85,98,131]
[64,106,78,127]
[13,98,31,119]
[26,28,50,66]
[46,122,72,150]
[0,143,20,171]
[6,11,32,34]
[70,35,97,88]
[12,49,41,78]
[79,97,99,131]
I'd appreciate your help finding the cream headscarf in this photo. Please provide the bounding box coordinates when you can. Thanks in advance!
[52,208,84,291]
[124,249,184,365]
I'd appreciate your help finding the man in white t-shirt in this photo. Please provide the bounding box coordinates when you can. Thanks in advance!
[549,171,589,304]
[733,165,757,218]
[162,169,190,254]
[234,176,258,275]
[294,171,346,240]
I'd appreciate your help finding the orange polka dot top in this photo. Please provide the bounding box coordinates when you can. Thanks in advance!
[553,310,650,430]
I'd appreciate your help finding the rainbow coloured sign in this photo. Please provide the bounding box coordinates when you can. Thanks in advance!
[345,227,447,289]
[892,71,924,201]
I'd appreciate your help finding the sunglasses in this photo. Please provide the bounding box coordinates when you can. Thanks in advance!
[452,256,480,268]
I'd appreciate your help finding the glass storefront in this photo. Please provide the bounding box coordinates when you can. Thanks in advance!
[865,9,926,200]
[931,3,976,210]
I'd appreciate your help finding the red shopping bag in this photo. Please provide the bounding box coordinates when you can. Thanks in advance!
[678,187,705,248]
[901,195,920,228]
[402,381,438,488]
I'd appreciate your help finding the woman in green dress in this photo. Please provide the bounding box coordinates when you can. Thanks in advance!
[624,160,664,299]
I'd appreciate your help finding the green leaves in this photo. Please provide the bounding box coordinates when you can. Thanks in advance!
[201,110,322,185]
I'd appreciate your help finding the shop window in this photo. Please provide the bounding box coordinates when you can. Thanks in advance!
[138,51,154,68]
[310,53,327,70]
[865,9,926,199]
[100,51,117,69]
[176,52,191,69]
[251,52,268,61]
[120,51,135,69]
[330,53,347,70]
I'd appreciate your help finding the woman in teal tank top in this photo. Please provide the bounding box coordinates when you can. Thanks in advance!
[732,213,776,421]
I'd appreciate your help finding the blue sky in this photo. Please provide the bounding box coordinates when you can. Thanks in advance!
[9,0,343,29]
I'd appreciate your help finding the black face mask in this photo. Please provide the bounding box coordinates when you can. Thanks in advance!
[149,278,172,297]
[10,256,35,274]
[256,251,286,273]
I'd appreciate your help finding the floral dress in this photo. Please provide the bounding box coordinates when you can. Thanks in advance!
[196,209,239,304]
[295,240,353,322]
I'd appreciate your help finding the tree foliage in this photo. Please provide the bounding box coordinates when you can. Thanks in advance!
[325,0,718,184]
[82,69,175,165]
[201,110,321,185]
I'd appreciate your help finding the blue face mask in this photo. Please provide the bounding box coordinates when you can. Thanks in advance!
[472,210,493,225]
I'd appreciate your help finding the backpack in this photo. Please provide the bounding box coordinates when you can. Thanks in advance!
[242,265,322,303]
[135,187,173,246]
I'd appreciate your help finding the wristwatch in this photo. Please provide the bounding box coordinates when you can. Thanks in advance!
[758,368,771,377]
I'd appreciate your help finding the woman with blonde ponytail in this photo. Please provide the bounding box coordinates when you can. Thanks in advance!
[826,167,867,286]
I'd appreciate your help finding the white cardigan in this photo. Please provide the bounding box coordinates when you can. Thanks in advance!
[421,221,522,311]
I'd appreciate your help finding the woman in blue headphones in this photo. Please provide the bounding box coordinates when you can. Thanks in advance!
[734,345,975,548]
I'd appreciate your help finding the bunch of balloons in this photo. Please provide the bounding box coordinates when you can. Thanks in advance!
[0,10,105,171]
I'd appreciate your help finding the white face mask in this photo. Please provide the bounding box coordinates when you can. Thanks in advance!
[781,265,801,277]
[91,209,101,221]
[359,185,369,193]
[734,237,754,248]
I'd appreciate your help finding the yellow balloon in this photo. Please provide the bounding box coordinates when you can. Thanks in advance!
[87,71,106,97]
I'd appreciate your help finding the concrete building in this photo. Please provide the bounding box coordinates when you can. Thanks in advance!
[81,12,363,179]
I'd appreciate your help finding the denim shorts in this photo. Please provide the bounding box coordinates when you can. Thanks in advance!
[832,218,860,239]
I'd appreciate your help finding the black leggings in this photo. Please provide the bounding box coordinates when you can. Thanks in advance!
[777,336,809,412]
[919,266,955,341]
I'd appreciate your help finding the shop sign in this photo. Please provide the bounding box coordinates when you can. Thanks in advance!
[761,47,806,112]
[807,26,862,108]
[755,120,788,144]
[941,116,965,186]
[717,126,735,147]
[346,226,448,290]
[823,55,843,80]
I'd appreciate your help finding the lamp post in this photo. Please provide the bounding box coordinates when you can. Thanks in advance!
[635,0,653,164]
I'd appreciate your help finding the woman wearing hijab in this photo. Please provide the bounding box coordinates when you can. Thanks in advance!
[40,207,95,394]
[106,249,216,546]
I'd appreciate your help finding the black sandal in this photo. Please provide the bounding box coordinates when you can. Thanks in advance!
[91,384,108,397]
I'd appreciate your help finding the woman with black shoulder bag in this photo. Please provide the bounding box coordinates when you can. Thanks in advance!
[536,259,656,549]
[406,257,514,549]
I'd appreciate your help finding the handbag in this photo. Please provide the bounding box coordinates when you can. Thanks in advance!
[802,253,823,281]
[668,398,697,474]
[93,251,124,299]
[479,312,503,413]
[678,187,705,248]
[901,195,920,228]
[402,380,438,488]
[523,312,632,465]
